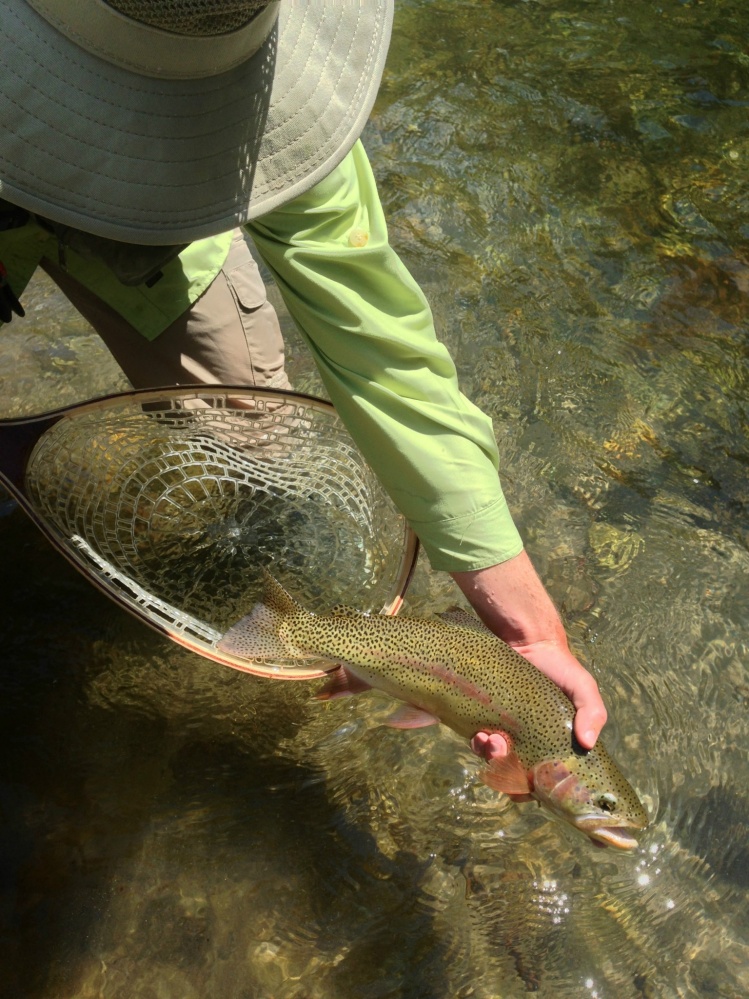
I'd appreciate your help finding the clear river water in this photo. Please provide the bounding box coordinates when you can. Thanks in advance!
[1,1,748,996]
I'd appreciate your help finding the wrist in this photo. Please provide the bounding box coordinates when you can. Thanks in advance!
[450,550,567,649]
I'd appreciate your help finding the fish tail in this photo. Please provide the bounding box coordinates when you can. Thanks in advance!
[217,570,313,661]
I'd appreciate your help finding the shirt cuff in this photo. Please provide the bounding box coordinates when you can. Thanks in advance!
[409,494,524,573]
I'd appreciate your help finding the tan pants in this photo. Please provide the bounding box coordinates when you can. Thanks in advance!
[41,230,290,391]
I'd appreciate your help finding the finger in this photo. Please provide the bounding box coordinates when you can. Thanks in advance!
[575,707,608,750]
[516,648,608,751]
[567,671,608,750]
[470,731,509,759]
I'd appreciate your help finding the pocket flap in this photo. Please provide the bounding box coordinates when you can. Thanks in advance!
[227,262,267,311]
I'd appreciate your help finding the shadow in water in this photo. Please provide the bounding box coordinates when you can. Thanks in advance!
[0,513,455,999]
[672,782,749,891]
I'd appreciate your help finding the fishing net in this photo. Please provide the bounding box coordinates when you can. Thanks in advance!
[18,387,416,675]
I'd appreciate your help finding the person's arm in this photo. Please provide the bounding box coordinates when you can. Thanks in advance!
[247,141,522,570]
[247,141,606,746]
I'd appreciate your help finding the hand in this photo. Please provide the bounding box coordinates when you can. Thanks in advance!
[451,550,607,756]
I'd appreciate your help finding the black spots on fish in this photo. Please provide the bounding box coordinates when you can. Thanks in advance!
[566,743,648,827]
[218,603,292,660]
[438,606,494,634]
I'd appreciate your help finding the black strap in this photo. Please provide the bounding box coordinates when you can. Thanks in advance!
[0,199,187,286]
[0,199,30,232]
[0,261,25,322]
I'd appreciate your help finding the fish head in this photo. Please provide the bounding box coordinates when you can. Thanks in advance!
[530,752,649,850]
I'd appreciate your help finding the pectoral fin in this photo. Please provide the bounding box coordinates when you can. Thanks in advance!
[382,705,440,730]
[316,666,372,701]
[480,753,533,796]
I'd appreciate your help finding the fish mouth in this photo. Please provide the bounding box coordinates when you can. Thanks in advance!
[537,795,645,850]
[575,817,643,850]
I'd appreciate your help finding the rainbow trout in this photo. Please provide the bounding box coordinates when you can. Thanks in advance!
[219,574,648,849]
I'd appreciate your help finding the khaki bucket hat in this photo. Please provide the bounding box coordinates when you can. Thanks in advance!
[0,0,393,244]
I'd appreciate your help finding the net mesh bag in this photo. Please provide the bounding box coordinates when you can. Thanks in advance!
[23,389,415,671]
[104,0,266,36]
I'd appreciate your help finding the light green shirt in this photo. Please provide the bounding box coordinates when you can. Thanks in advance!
[0,141,523,571]
[246,141,522,571]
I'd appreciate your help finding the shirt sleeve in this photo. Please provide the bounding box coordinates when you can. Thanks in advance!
[245,140,524,573]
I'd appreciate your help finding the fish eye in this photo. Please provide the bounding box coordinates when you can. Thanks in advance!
[597,793,617,813]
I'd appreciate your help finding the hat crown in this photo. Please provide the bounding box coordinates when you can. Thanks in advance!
[24,0,281,79]
[104,0,268,37]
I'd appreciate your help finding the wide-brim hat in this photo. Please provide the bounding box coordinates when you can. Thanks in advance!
[0,0,393,244]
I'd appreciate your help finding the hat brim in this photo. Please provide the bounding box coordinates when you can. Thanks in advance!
[0,1,393,243]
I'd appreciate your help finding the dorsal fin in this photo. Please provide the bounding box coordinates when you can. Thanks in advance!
[261,569,303,618]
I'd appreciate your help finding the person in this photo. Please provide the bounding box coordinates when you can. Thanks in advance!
[0,0,607,761]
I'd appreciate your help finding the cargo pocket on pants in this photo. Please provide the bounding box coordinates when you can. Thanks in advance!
[225,258,289,389]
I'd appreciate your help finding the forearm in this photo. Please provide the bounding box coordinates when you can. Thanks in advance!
[452,551,568,646]
[247,145,607,745]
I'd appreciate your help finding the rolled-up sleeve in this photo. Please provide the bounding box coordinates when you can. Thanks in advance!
[245,141,523,572]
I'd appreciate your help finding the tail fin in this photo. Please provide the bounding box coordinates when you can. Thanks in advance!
[217,571,313,662]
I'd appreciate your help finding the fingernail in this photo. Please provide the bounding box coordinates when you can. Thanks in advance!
[583,730,597,746]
